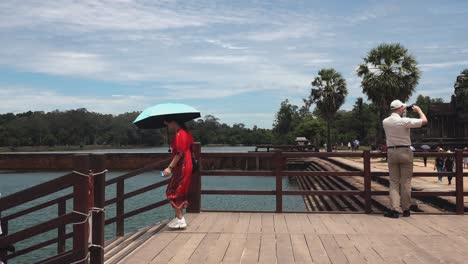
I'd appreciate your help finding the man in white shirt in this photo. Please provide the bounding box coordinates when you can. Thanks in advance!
[382,100,428,218]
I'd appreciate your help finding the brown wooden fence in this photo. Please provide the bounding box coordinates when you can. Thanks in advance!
[193,147,467,215]
[0,155,102,264]
[0,144,466,263]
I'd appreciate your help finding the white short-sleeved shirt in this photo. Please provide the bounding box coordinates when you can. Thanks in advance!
[383,113,423,147]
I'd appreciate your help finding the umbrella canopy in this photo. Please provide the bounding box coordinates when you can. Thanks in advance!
[420,144,431,150]
[134,103,201,129]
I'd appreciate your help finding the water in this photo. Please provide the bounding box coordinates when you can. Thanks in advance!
[0,146,304,263]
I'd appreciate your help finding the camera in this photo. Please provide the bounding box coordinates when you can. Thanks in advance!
[406,105,414,111]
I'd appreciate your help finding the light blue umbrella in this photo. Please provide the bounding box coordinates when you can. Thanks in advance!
[133,103,201,129]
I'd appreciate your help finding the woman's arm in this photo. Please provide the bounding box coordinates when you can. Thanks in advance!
[164,154,181,176]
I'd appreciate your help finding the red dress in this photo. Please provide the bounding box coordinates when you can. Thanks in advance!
[166,128,194,209]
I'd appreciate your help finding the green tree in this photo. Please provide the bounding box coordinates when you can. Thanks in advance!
[356,43,420,142]
[308,68,348,151]
[414,95,443,115]
[272,99,301,144]
[293,118,326,147]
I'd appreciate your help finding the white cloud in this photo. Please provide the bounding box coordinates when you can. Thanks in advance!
[347,4,398,24]
[0,0,466,128]
[0,86,154,114]
[205,39,247,50]
[29,52,108,76]
[0,0,252,31]
[189,55,256,64]
[420,60,468,70]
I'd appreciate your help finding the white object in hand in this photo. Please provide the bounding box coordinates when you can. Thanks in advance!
[160,171,172,177]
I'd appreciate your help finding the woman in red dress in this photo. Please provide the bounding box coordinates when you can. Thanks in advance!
[162,119,194,229]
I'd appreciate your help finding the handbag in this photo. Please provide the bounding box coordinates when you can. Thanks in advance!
[192,152,199,173]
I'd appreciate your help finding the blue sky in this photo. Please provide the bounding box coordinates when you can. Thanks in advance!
[0,0,467,128]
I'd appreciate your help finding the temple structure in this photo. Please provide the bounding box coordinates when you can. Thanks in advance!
[422,72,468,148]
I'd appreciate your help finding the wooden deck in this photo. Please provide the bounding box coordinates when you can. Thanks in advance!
[114,212,468,264]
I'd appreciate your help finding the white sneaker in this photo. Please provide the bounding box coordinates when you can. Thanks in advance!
[167,217,178,227]
[167,217,187,229]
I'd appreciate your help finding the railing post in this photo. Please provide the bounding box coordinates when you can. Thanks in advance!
[275,151,283,213]
[90,154,106,264]
[0,220,8,264]
[455,150,464,215]
[72,154,90,264]
[57,199,66,253]
[116,179,125,237]
[187,142,201,213]
[363,150,372,214]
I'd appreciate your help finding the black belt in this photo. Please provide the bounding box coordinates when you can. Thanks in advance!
[388,145,410,149]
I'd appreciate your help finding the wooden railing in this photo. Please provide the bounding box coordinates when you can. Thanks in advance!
[0,154,106,264]
[0,145,466,263]
[193,149,467,215]
[103,158,171,237]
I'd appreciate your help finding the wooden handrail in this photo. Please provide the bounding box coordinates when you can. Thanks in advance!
[104,155,175,237]
[9,232,73,259]
[1,147,466,264]
[0,154,94,264]
[196,149,467,215]
[2,193,73,222]
[0,172,76,212]
[106,158,170,185]
[0,213,82,247]
[104,179,170,206]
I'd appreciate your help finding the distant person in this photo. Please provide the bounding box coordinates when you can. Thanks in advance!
[434,147,445,183]
[382,100,427,218]
[354,139,360,151]
[464,147,468,169]
[347,142,351,150]
[380,144,388,161]
[422,149,428,167]
[162,118,194,229]
[444,150,454,185]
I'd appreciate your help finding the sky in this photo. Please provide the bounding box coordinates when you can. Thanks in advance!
[0,0,467,128]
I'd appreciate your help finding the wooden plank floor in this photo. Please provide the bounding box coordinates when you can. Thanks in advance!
[117,212,468,264]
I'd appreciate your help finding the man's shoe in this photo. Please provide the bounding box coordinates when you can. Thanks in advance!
[402,210,411,217]
[384,210,399,218]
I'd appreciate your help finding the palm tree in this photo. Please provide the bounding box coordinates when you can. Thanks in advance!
[309,68,348,152]
[356,43,420,142]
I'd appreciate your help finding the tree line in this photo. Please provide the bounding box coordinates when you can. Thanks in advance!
[0,110,273,148]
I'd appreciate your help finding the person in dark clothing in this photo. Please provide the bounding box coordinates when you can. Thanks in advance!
[434,148,445,183]
[443,151,454,185]
[422,150,428,167]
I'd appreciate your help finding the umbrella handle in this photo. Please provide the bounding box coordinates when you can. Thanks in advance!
[167,128,171,153]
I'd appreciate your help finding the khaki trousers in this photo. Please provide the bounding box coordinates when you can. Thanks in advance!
[387,147,413,212]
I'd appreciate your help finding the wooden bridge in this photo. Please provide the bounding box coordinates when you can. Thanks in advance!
[108,212,468,264]
[0,144,467,264]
